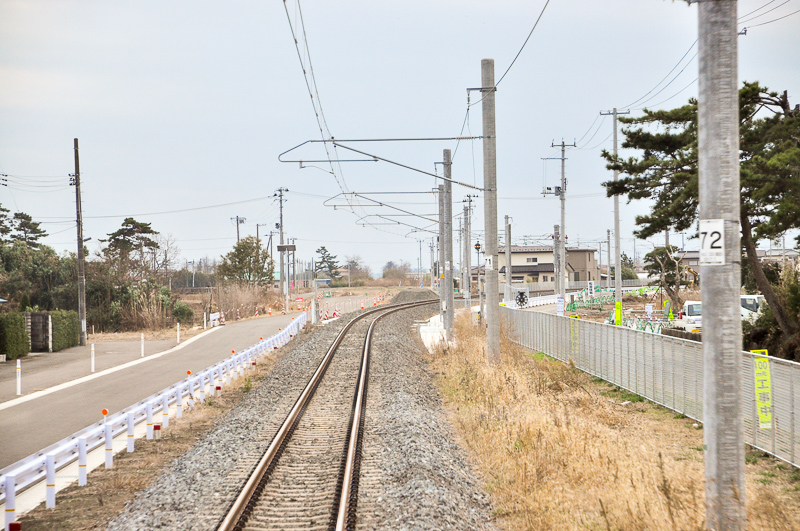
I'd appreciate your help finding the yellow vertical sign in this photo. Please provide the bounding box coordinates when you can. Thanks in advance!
[614,301,622,326]
[751,350,772,429]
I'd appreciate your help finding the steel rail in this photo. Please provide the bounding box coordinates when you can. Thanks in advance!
[332,300,435,530]
[216,299,436,531]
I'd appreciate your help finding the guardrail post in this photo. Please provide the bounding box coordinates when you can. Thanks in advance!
[4,474,16,531]
[161,394,170,429]
[78,437,88,485]
[146,402,154,440]
[176,387,183,419]
[104,424,113,469]
[45,453,55,508]
[127,412,135,453]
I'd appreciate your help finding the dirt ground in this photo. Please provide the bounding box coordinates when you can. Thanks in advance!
[569,288,703,324]
[430,316,800,530]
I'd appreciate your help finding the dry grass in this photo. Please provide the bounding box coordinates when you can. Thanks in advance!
[17,350,284,530]
[429,314,800,530]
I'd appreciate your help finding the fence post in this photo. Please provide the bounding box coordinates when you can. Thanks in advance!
[45,453,55,508]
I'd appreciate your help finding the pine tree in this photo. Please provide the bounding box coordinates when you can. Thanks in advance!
[602,81,800,339]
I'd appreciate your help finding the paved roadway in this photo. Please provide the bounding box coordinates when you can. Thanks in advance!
[0,313,297,468]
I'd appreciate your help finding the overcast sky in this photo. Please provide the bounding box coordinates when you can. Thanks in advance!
[1,0,798,274]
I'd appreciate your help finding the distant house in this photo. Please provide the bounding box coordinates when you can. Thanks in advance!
[470,245,599,284]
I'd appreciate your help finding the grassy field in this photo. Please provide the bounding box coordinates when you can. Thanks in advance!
[429,315,800,530]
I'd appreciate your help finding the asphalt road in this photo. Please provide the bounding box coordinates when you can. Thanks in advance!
[0,313,297,468]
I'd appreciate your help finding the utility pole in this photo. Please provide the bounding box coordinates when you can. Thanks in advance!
[256,223,269,243]
[274,188,288,300]
[71,138,87,346]
[543,140,576,300]
[553,225,561,297]
[231,216,246,242]
[481,58,500,363]
[607,229,612,290]
[443,149,454,339]
[504,215,512,303]
[598,240,603,288]
[601,108,630,303]
[698,1,745,528]
[458,218,465,297]
[463,200,472,304]
[438,184,445,323]
[429,240,435,289]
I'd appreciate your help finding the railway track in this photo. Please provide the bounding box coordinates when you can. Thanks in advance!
[216,298,437,531]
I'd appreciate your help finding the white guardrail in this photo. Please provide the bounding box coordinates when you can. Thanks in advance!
[0,312,306,525]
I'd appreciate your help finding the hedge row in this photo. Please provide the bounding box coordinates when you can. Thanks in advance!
[0,312,29,360]
[51,310,79,352]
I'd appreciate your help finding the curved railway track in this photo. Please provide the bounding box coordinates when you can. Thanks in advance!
[216,298,437,531]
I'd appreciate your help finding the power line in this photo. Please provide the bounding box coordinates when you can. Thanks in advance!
[739,0,795,24]
[743,5,800,27]
[495,0,552,87]
[34,194,276,220]
[619,40,697,109]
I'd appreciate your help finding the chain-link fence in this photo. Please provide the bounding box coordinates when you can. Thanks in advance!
[501,306,800,468]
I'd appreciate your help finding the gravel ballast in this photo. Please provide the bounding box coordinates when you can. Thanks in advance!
[107,290,494,530]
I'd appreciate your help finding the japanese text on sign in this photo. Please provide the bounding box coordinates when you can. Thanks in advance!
[752,350,772,430]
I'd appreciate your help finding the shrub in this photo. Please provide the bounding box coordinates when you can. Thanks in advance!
[51,310,79,351]
[0,312,29,360]
[172,300,194,324]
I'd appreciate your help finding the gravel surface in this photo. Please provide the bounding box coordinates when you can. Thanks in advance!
[356,292,495,530]
[107,290,494,530]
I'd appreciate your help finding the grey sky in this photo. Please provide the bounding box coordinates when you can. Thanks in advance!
[1,0,798,274]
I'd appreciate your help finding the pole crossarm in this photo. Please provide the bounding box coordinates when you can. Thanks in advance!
[356,215,438,234]
[278,139,487,192]
[323,193,439,224]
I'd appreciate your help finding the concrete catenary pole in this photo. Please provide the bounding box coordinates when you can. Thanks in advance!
[438,185,445,322]
[481,59,500,363]
[443,149,454,338]
[559,143,567,299]
[504,215,512,303]
[429,240,435,289]
[73,139,87,346]
[464,203,471,304]
[698,1,745,528]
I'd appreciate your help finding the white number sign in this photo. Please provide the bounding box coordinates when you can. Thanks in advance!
[699,219,726,265]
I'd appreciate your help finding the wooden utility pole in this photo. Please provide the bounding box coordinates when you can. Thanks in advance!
[72,139,87,346]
